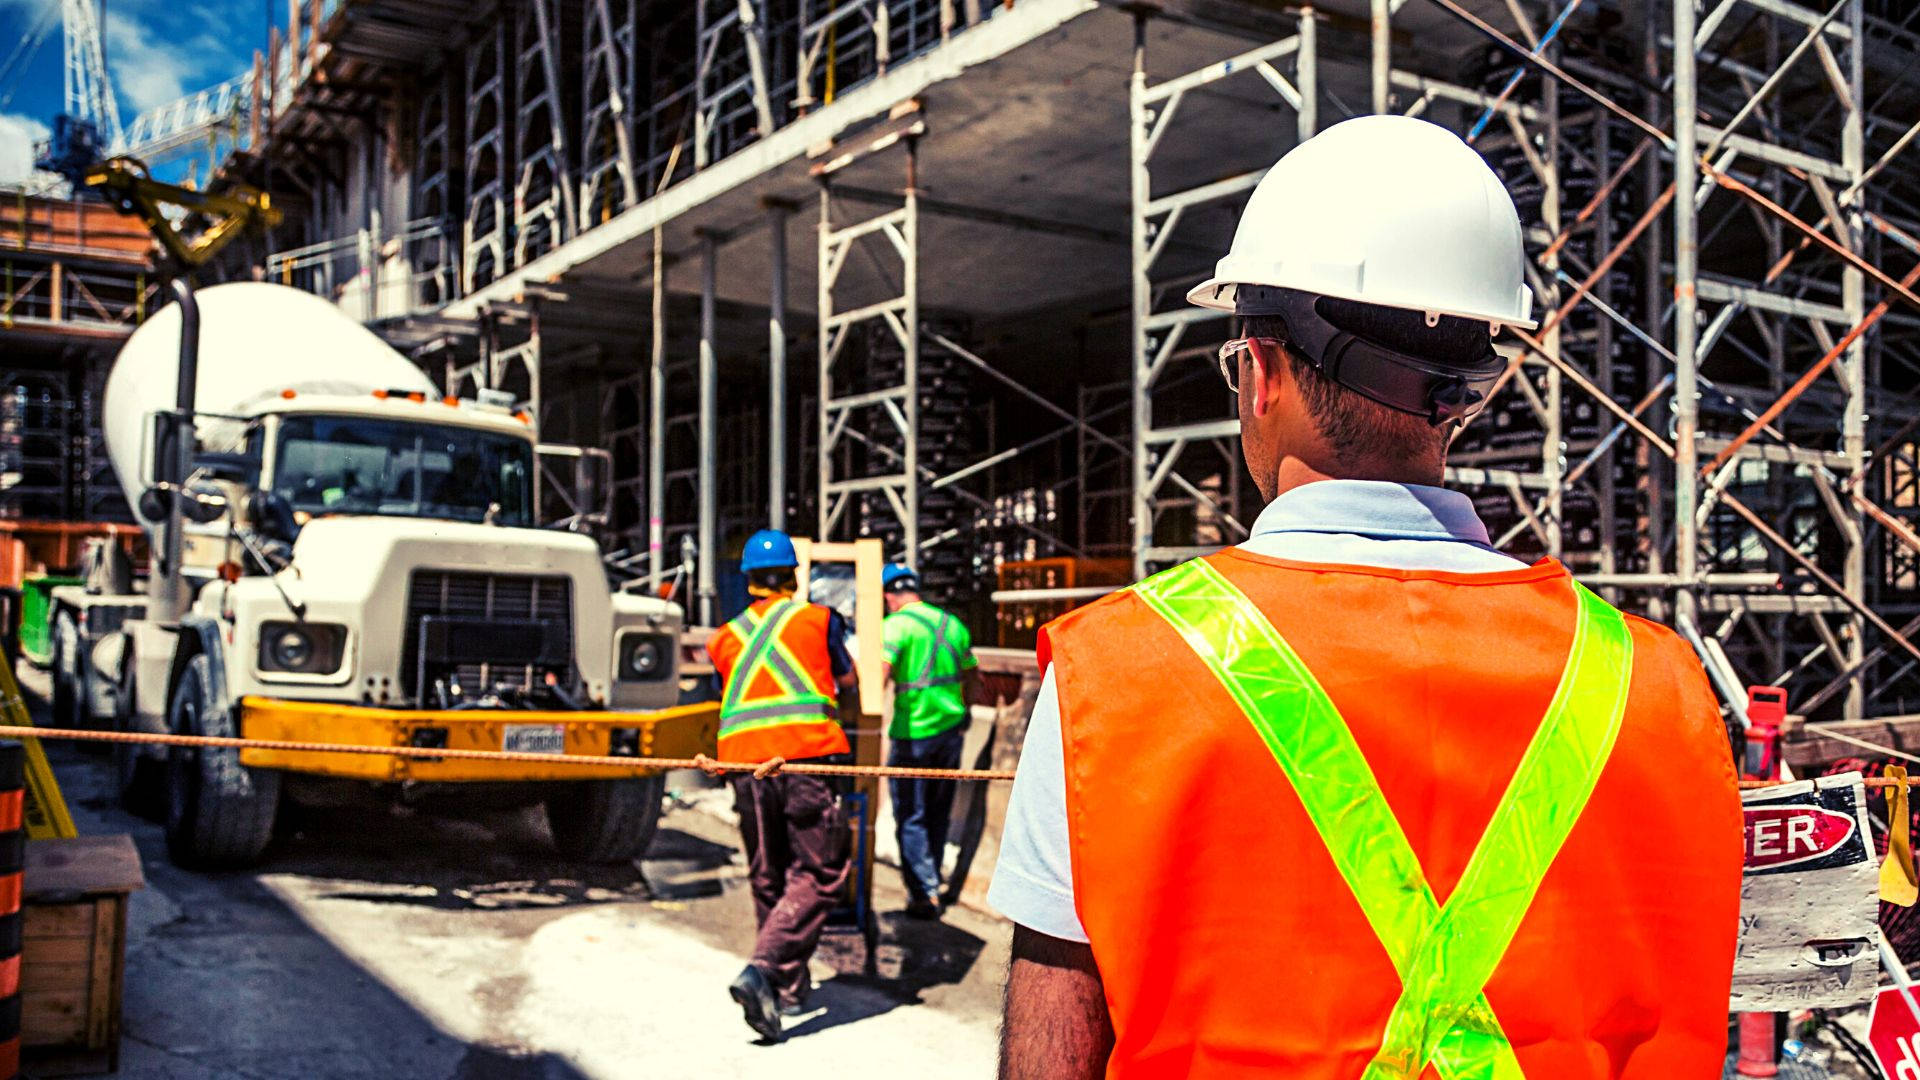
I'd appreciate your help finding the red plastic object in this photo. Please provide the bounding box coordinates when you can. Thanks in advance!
[1735,1011,1780,1076]
[1744,686,1788,782]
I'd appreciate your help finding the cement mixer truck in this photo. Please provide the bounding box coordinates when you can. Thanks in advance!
[47,282,716,868]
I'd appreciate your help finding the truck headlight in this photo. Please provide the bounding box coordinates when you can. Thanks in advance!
[617,632,672,682]
[258,621,346,675]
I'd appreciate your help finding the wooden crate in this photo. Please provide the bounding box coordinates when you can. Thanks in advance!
[20,836,144,1076]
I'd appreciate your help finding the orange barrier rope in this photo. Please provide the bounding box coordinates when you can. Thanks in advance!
[0,725,1017,782]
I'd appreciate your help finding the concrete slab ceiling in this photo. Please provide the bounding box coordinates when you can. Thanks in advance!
[448,0,1526,350]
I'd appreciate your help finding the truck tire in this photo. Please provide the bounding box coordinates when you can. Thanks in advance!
[112,665,163,818]
[544,773,665,863]
[164,653,280,868]
[49,609,83,731]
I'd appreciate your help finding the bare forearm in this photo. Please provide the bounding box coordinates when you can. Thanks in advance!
[837,674,861,729]
[1001,926,1112,1080]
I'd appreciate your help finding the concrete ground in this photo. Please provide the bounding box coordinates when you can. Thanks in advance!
[16,667,1008,1080]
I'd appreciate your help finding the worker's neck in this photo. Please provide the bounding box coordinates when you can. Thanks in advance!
[751,587,798,601]
[1268,453,1445,500]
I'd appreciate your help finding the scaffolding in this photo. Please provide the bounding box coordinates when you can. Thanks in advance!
[181,0,1920,726]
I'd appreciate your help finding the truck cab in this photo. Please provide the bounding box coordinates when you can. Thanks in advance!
[49,282,716,870]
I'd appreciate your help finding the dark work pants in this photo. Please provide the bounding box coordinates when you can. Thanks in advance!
[887,725,966,906]
[730,768,850,1003]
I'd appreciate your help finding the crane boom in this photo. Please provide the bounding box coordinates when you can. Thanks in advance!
[60,0,120,145]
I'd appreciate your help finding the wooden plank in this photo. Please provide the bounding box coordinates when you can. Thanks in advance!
[85,900,114,1047]
[1732,773,1881,1010]
[1782,713,1920,768]
[19,962,89,995]
[22,989,88,1046]
[24,906,95,940]
[23,836,145,900]
[1783,713,1920,768]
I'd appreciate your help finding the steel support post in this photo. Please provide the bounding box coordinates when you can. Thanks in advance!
[1671,0,1700,625]
[1370,0,1390,114]
[768,201,790,531]
[649,232,667,584]
[817,187,831,544]
[1840,0,1867,714]
[1128,15,1153,579]
[904,151,922,566]
[698,232,720,625]
[1541,12,1564,558]
[1298,8,1317,139]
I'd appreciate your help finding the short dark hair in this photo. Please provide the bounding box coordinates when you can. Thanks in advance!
[748,567,798,593]
[1240,303,1456,463]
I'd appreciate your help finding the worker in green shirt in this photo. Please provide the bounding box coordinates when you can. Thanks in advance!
[880,562,977,919]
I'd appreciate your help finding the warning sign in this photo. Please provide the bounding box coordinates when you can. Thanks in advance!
[1743,804,1861,873]
[1732,773,1879,1011]
[1870,986,1920,1080]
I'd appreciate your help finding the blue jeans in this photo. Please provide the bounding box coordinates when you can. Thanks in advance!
[888,725,966,906]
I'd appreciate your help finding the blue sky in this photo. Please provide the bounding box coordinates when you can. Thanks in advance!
[0,0,269,184]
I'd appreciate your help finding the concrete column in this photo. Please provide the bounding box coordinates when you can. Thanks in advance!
[648,232,667,586]
[698,232,719,626]
[767,201,790,531]
[1370,0,1389,114]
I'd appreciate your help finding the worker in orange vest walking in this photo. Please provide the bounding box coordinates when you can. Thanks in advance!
[707,528,860,1043]
[990,115,1742,1079]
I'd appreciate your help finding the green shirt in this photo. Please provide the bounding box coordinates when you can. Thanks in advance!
[882,601,976,740]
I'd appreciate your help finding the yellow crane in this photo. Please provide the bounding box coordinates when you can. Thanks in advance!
[83,156,281,268]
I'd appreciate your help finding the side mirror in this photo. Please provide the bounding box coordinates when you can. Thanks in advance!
[245,490,299,542]
[193,451,260,486]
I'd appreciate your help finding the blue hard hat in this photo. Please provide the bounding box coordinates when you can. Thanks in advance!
[741,529,798,573]
[882,563,919,589]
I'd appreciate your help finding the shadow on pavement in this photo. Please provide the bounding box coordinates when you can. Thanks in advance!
[39,738,597,1080]
[452,1045,594,1079]
[782,914,990,1041]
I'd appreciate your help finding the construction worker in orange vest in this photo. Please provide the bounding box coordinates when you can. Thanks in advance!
[990,115,1742,1079]
[707,528,860,1043]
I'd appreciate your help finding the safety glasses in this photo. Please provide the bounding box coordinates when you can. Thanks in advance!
[1216,337,1286,395]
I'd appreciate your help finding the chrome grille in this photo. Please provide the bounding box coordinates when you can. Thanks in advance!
[402,570,573,702]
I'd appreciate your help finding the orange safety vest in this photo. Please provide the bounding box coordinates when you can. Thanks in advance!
[708,595,850,763]
[1040,551,1741,1080]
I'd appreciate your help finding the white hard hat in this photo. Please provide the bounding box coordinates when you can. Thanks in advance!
[1188,115,1536,330]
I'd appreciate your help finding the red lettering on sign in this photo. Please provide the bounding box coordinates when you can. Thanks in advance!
[1743,805,1856,870]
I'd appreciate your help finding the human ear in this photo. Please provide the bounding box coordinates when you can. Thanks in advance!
[1248,347,1272,418]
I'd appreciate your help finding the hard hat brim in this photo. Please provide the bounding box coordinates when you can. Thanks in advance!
[1186,278,1539,332]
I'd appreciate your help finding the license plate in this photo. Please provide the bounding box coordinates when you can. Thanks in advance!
[503,723,567,755]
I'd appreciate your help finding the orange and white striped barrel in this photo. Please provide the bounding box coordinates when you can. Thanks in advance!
[0,743,25,1080]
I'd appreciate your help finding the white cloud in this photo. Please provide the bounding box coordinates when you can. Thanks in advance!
[103,11,205,114]
[0,113,49,186]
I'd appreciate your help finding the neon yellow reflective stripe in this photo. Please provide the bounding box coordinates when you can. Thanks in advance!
[722,601,833,727]
[1134,559,1631,1080]
[1367,583,1631,1080]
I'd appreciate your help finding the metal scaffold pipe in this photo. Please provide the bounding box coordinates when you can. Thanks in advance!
[1671,0,1700,622]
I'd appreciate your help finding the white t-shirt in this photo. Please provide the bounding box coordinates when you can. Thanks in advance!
[986,479,1530,942]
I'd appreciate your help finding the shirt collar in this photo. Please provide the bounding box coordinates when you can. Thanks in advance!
[1248,479,1496,547]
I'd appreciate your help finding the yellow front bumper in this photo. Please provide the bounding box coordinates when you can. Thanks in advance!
[236,697,720,782]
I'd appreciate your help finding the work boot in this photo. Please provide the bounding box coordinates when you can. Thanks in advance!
[729,964,785,1043]
[905,896,942,920]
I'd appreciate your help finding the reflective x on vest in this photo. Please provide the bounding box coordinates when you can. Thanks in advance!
[719,600,836,731]
[1133,558,1633,1080]
[896,607,963,693]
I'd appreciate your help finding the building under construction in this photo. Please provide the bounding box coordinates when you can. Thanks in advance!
[23,0,1920,728]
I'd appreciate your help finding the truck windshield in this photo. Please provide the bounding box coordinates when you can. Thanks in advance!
[273,415,534,527]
